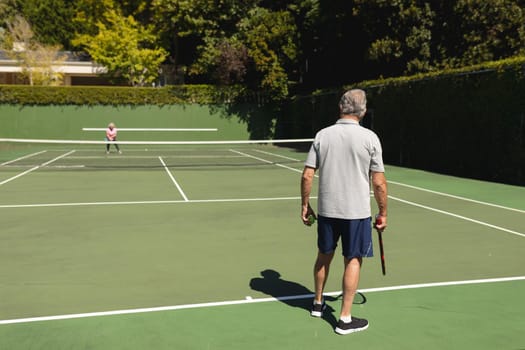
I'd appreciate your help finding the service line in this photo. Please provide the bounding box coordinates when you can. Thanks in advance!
[0,150,75,186]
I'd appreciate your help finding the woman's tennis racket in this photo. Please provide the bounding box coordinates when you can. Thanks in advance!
[374,216,386,275]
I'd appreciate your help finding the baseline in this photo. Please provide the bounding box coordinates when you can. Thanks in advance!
[1,276,523,325]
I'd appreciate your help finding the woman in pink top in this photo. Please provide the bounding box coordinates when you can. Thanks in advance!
[105,122,121,154]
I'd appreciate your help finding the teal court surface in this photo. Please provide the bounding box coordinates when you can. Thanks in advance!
[1,142,524,349]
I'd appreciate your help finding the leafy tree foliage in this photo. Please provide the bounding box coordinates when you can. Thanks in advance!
[353,0,436,76]
[71,0,117,38]
[73,8,167,87]
[0,0,78,49]
[150,0,255,72]
[1,15,67,85]
[151,0,299,98]
[441,0,525,66]
[2,0,525,93]
[190,37,248,85]
[237,8,298,98]
[352,0,525,76]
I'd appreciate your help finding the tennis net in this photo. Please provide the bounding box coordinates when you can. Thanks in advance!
[0,138,313,170]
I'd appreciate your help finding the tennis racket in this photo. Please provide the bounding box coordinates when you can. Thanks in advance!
[374,216,386,275]
[334,291,367,305]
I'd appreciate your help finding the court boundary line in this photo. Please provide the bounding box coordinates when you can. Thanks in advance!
[229,149,303,174]
[390,195,525,238]
[159,156,189,201]
[0,190,523,238]
[253,149,301,162]
[1,150,522,237]
[2,150,524,325]
[238,149,524,237]
[389,180,525,214]
[0,150,76,187]
[1,276,523,325]
[0,196,307,209]
[254,148,524,214]
[0,150,47,166]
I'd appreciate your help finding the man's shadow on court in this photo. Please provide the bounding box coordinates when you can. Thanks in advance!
[249,269,341,328]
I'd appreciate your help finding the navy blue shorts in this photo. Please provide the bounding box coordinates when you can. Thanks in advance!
[317,216,373,259]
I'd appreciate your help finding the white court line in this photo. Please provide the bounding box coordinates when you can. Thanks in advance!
[390,195,525,238]
[239,149,524,238]
[254,148,524,214]
[0,150,47,166]
[229,149,303,174]
[1,276,523,325]
[253,149,301,162]
[0,196,309,209]
[158,157,189,202]
[389,180,525,214]
[82,128,218,132]
[1,150,523,324]
[0,150,76,186]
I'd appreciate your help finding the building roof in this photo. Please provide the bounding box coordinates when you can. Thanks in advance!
[0,50,106,74]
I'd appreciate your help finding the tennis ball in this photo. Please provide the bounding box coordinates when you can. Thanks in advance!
[307,214,316,225]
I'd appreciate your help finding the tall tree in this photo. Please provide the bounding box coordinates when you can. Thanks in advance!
[71,0,117,38]
[151,1,301,98]
[437,0,525,67]
[352,0,525,76]
[0,0,79,49]
[190,36,249,85]
[150,0,255,70]
[73,8,167,86]
[295,0,371,87]
[0,0,18,26]
[237,7,298,98]
[73,0,153,38]
[353,0,435,76]
[2,15,67,85]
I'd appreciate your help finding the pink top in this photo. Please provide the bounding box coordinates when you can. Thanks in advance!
[106,127,117,140]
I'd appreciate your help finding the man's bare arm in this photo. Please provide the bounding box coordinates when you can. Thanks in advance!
[301,166,316,224]
[371,171,388,230]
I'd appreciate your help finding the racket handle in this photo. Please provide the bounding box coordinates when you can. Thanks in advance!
[377,230,386,275]
[374,214,384,228]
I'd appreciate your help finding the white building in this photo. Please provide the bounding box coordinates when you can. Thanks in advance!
[0,50,110,85]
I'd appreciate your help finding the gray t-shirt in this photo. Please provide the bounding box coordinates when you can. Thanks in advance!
[305,118,385,219]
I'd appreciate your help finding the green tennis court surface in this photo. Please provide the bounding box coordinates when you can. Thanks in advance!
[1,143,524,349]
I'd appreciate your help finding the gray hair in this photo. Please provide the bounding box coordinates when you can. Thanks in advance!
[339,89,367,118]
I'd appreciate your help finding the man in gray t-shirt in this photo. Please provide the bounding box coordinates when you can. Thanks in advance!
[301,89,388,335]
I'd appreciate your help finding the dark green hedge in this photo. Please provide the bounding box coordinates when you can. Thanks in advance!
[366,64,525,186]
[280,56,525,185]
[0,84,247,106]
[2,57,524,184]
